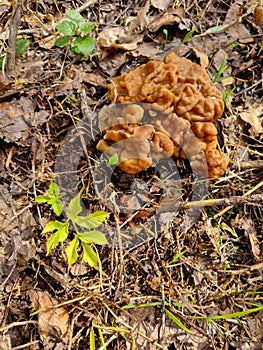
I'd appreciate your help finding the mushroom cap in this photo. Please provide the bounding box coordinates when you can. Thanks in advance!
[97,52,229,179]
[107,52,225,122]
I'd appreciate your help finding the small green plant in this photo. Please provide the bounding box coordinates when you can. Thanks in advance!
[208,56,230,83]
[16,39,29,55]
[0,39,29,69]
[55,9,96,59]
[222,86,236,102]
[162,28,168,42]
[35,182,109,267]
[181,28,195,44]
[106,153,119,167]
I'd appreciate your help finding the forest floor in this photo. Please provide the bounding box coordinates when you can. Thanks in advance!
[0,0,263,349]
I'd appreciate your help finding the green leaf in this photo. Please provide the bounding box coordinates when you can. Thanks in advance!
[106,153,118,166]
[78,21,96,34]
[74,211,109,228]
[66,10,86,26]
[42,220,69,235]
[56,20,76,36]
[43,221,69,255]
[90,326,95,350]
[35,195,51,203]
[66,236,79,265]
[49,182,60,197]
[74,36,95,59]
[71,45,81,55]
[165,309,193,334]
[206,305,263,320]
[54,35,71,47]
[51,200,63,216]
[66,192,82,221]
[81,242,98,268]
[181,28,195,44]
[16,39,28,54]
[169,249,187,264]
[78,230,108,245]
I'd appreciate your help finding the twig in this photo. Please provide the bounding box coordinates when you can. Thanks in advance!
[0,320,38,333]
[75,0,97,13]
[6,0,22,79]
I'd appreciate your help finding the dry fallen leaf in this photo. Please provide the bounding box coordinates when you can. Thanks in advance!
[151,0,172,11]
[0,96,49,143]
[240,218,262,262]
[98,26,144,51]
[30,290,70,344]
[237,103,263,137]
[148,8,182,32]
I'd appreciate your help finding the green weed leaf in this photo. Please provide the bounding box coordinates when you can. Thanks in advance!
[56,21,76,36]
[66,10,86,26]
[79,21,96,34]
[35,195,50,203]
[16,39,28,54]
[165,309,193,334]
[66,192,82,221]
[182,28,195,44]
[78,230,108,245]
[74,36,95,59]
[35,183,63,216]
[49,182,60,197]
[74,211,109,228]
[66,236,79,265]
[43,221,69,255]
[89,326,95,350]
[169,249,187,264]
[106,153,118,166]
[55,35,71,47]
[81,242,98,268]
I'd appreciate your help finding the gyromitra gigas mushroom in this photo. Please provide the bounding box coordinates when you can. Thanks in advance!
[97,52,229,178]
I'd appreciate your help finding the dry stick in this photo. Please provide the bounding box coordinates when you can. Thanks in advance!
[6,0,22,79]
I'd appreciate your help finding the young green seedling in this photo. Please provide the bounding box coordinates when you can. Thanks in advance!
[36,183,109,268]
[55,9,96,59]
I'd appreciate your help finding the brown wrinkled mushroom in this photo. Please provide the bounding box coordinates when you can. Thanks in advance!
[97,52,229,178]
[108,52,224,122]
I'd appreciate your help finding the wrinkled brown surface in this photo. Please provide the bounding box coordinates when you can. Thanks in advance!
[98,52,229,178]
[108,52,225,122]
[96,101,229,178]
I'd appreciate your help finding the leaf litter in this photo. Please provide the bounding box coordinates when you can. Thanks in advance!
[0,0,262,349]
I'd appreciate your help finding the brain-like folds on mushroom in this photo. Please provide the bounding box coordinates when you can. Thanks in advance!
[97,52,229,178]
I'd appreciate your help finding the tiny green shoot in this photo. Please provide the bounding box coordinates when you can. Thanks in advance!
[16,39,29,55]
[106,153,119,167]
[163,28,168,42]
[182,28,195,44]
[209,56,230,83]
[222,86,236,102]
[169,249,187,264]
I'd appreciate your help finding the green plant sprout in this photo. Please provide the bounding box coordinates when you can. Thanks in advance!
[181,28,195,44]
[55,9,96,59]
[162,28,168,42]
[0,38,29,69]
[222,86,236,102]
[35,182,109,267]
[208,56,230,83]
[106,152,119,167]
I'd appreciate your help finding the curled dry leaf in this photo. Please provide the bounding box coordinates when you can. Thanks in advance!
[0,96,49,143]
[151,0,172,11]
[237,103,263,137]
[97,26,144,51]
[148,8,182,32]
[29,290,70,344]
